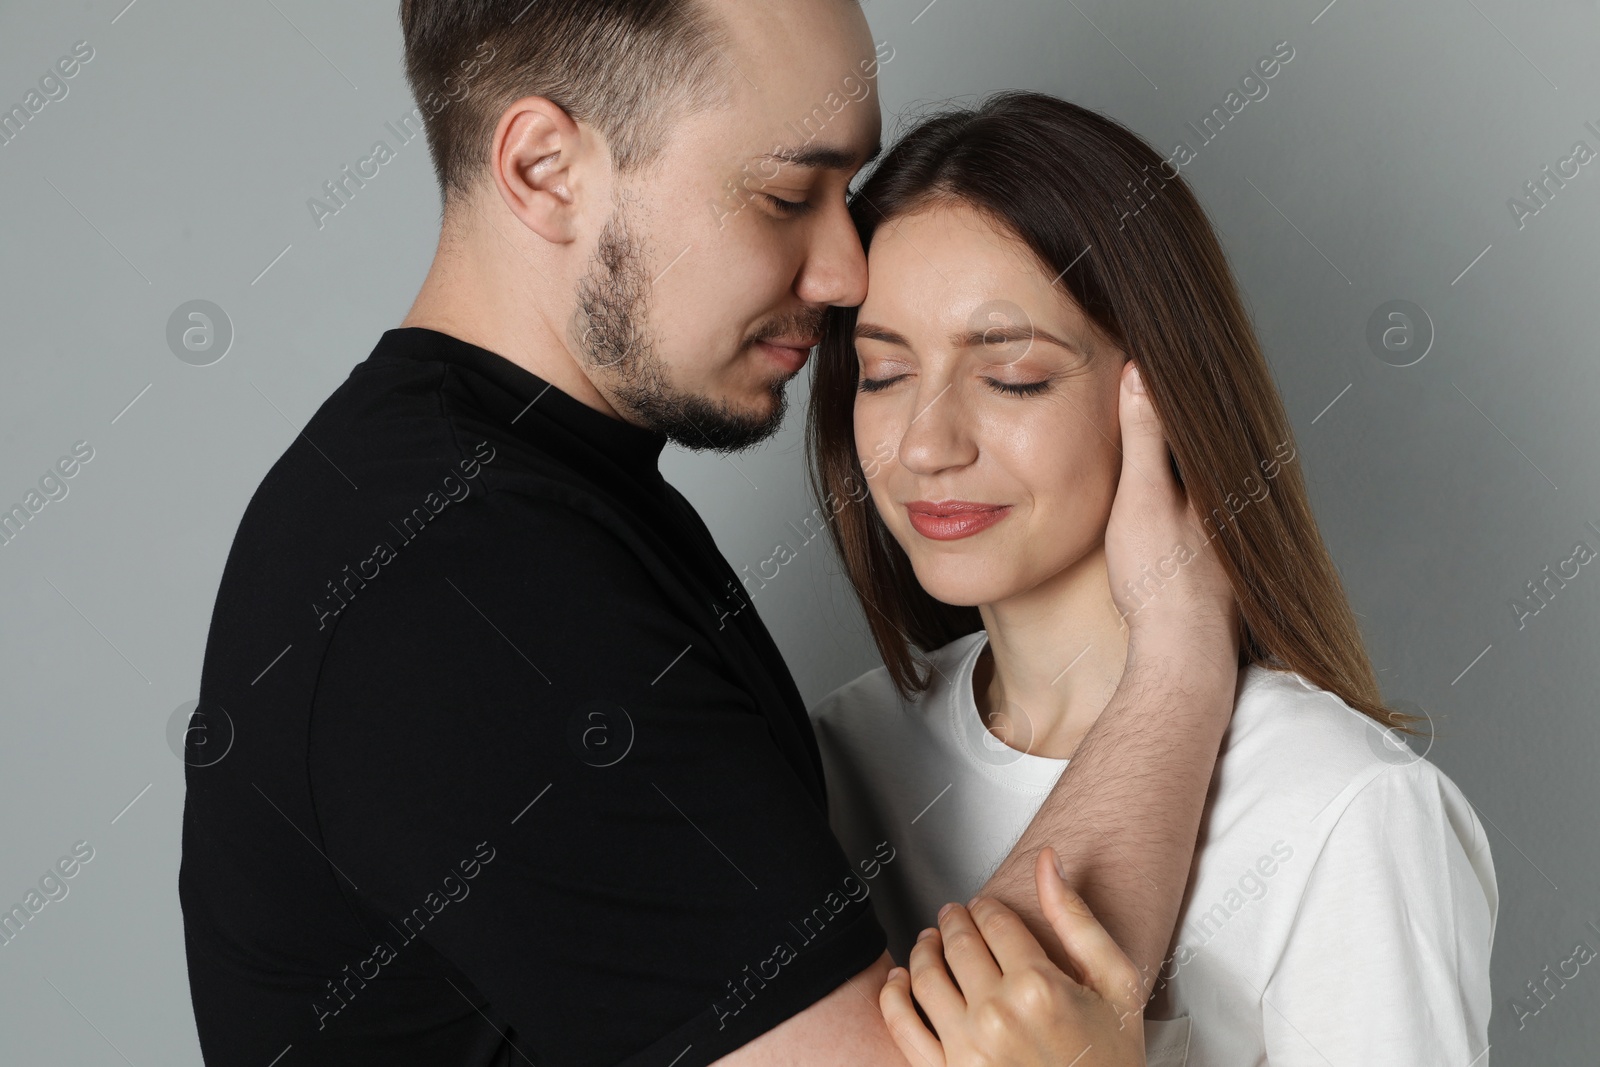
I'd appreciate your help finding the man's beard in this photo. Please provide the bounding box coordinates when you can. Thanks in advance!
[572,197,799,454]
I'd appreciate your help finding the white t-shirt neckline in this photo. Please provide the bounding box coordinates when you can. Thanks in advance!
[944,630,1071,795]
[944,629,1278,795]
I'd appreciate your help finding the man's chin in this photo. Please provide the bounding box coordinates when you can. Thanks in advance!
[639,380,789,454]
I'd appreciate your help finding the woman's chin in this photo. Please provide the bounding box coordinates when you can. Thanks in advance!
[911,564,1011,610]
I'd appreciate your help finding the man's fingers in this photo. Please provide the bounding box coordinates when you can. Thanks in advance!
[1035,847,1148,1015]
[1115,359,1176,501]
[879,966,947,1067]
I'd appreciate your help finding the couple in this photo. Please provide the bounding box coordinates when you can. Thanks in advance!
[177,0,1495,1065]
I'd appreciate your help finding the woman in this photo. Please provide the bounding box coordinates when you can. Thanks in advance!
[805,91,1497,1065]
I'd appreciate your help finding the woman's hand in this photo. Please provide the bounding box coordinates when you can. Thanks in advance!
[879,846,1146,1067]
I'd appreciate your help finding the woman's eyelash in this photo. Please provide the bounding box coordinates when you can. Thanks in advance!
[987,378,1052,397]
[857,375,906,394]
[856,375,1053,397]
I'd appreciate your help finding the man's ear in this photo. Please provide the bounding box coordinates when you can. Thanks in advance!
[491,96,599,245]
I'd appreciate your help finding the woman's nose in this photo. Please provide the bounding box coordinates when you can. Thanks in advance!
[895,380,978,476]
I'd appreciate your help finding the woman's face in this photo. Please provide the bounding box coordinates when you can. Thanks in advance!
[852,200,1126,608]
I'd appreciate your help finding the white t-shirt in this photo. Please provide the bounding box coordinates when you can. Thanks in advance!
[809,629,1498,1067]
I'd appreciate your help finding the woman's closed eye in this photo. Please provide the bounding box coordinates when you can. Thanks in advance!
[857,374,907,394]
[856,374,1055,396]
[986,377,1053,397]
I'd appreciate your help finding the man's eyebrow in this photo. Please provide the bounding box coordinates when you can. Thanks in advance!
[759,138,883,172]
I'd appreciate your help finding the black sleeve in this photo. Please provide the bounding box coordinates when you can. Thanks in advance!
[309,491,887,1067]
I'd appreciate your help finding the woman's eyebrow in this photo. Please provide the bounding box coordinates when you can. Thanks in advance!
[956,324,1084,355]
[854,322,911,346]
[855,320,1085,356]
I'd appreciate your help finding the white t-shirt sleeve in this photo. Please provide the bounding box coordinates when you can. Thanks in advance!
[1259,760,1497,1066]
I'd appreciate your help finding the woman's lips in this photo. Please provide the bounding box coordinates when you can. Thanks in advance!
[904,501,1013,541]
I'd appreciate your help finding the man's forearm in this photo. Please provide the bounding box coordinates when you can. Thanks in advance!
[976,648,1239,1000]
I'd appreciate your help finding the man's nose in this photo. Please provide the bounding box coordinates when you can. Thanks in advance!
[795,200,869,309]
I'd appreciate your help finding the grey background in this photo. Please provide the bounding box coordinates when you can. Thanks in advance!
[2,0,1596,1061]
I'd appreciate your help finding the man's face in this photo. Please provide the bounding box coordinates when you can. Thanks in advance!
[571,0,885,452]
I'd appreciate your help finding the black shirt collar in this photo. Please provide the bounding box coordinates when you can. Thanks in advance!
[371,326,669,482]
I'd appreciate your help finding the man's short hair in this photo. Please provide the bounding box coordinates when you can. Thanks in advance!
[399,0,738,205]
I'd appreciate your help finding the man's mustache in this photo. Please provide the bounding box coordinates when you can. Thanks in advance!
[752,311,826,346]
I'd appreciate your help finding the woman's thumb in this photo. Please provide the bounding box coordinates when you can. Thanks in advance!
[1035,847,1147,1016]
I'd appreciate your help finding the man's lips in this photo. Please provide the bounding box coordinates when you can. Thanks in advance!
[755,337,818,372]
[904,500,1013,541]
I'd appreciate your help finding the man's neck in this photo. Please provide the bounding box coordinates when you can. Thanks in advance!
[974,552,1130,761]
[400,237,625,424]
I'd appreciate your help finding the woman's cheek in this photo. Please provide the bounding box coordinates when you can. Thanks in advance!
[855,412,900,481]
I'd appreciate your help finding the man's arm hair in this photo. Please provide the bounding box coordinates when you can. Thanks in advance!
[977,649,1240,1000]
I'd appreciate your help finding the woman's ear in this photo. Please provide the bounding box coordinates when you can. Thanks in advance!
[490,96,597,245]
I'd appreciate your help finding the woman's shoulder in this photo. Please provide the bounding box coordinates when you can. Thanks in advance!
[1228,664,1396,759]
[1189,666,1497,959]
[807,663,896,734]
[1213,663,1479,837]
[807,630,985,729]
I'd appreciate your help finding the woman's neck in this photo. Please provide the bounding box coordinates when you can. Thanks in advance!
[973,549,1130,761]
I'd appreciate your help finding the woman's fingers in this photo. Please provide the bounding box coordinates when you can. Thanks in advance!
[907,926,968,1035]
[1035,846,1147,1018]
[892,875,1149,1067]
[879,965,947,1067]
[934,902,1003,999]
[958,894,1051,977]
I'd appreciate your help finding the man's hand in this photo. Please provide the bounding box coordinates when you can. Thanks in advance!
[975,357,1244,1002]
[1105,359,1242,669]
[879,848,1146,1067]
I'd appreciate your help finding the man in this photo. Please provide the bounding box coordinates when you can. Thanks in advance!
[178,1,1241,1063]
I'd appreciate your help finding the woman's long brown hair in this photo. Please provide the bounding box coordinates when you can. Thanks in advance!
[806,90,1416,733]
